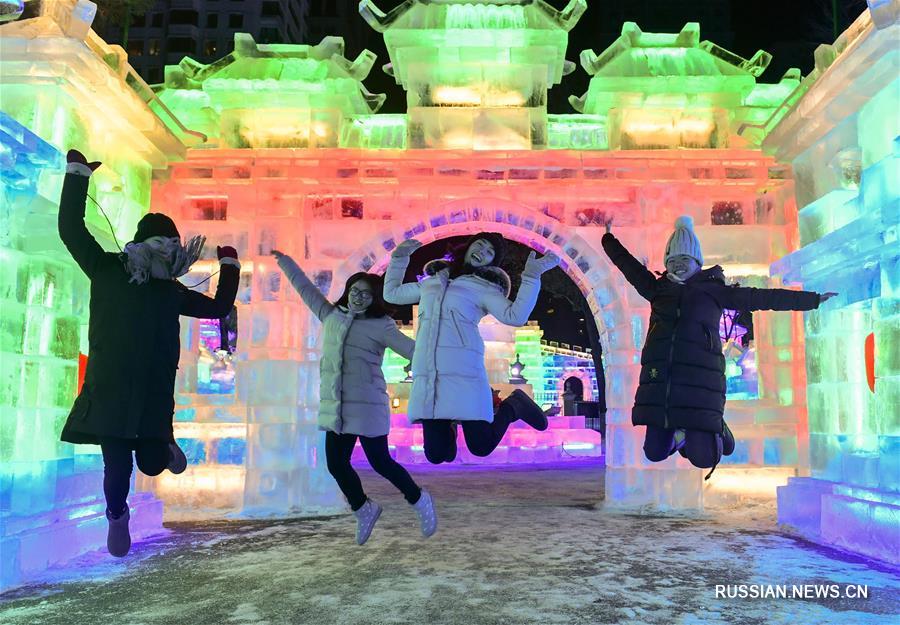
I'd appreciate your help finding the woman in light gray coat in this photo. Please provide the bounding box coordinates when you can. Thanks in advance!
[384,233,560,464]
[274,251,436,545]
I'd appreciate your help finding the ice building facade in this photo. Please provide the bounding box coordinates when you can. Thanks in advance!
[765,3,899,565]
[0,0,189,590]
[1,0,897,586]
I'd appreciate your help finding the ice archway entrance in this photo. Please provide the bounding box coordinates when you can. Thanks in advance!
[139,147,808,517]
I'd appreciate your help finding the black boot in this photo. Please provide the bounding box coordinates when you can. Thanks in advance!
[721,421,735,456]
[503,389,548,431]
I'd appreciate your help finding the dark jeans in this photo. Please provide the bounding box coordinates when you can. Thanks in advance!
[325,431,421,511]
[100,437,170,516]
[421,403,515,464]
[643,425,722,469]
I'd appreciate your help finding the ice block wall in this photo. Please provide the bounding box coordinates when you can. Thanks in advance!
[0,1,184,589]
[765,0,899,566]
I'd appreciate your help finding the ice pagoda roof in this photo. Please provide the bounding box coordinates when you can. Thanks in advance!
[360,0,587,87]
[570,22,775,114]
[158,34,386,114]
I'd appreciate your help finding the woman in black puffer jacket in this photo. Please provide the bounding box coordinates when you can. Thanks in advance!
[602,216,836,479]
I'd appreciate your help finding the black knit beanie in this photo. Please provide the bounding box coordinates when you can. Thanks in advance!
[133,213,180,243]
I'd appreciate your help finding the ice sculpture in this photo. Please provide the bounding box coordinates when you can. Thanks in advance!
[765,1,899,566]
[360,0,586,149]
[0,0,187,589]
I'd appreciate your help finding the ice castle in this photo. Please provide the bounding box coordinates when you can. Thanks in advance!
[0,0,897,589]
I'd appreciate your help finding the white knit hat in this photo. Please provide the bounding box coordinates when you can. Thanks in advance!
[664,215,703,265]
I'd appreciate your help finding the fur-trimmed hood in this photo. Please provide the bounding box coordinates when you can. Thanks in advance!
[424,259,511,297]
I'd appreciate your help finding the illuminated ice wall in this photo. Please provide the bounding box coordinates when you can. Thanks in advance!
[765,2,899,566]
[0,0,192,589]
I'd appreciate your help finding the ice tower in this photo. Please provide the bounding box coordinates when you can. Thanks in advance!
[360,0,587,149]
[765,1,899,566]
[0,0,185,590]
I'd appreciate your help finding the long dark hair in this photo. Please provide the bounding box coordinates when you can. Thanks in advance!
[334,272,393,318]
[445,232,508,279]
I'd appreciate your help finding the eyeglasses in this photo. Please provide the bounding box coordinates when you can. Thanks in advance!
[349,288,373,298]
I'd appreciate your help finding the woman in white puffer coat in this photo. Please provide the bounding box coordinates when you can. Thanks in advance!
[384,233,560,464]
[273,251,436,545]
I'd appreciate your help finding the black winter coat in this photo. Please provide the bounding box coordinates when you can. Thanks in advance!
[58,173,240,444]
[601,233,820,433]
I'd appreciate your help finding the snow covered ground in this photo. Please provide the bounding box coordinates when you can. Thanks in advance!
[1,462,898,625]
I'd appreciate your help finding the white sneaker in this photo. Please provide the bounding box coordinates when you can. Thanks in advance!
[353,499,382,545]
[412,489,437,538]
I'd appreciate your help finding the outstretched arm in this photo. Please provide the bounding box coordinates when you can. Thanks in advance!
[481,251,559,327]
[58,151,106,279]
[273,251,333,322]
[601,232,658,301]
[383,239,423,305]
[711,284,822,312]
[181,246,241,319]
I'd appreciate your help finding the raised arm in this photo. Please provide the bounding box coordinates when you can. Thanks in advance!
[601,232,658,301]
[382,318,415,361]
[481,251,559,327]
[710,284,822,312]
[274,251,333,322]
[58,150,107,279]
[180,246,241,319]
[383,239,423,305]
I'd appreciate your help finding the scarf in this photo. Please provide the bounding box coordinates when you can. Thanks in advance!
[122,235,206,285]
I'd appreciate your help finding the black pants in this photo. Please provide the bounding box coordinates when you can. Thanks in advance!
[100,437,170,516]
[325,431,421,511]
[643,425,722,469]
[421,403,514,464]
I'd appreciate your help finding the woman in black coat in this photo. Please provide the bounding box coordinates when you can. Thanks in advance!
[59,150,241,556]
[602,216,836,479]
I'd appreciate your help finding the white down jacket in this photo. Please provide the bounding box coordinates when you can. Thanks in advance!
[384,257,542,423]
[278,255,414,437]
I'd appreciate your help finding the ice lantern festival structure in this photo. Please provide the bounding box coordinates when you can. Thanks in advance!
[0,0,193,591]
[765,1,900,566]
[143,0,815,521]
[1,0,897,586]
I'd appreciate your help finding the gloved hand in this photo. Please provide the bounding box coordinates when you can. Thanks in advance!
[523,250,560,278]
[217,245,238,261]
[819,292,838,303]
[66,149,102,173]
[271,249,285,260]
[392,239,422,258]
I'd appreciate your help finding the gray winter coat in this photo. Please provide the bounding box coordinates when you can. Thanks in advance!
[384,257,541,423]
[278,255,414,437]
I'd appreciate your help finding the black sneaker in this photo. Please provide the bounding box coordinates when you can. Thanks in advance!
[505,389,549,431]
